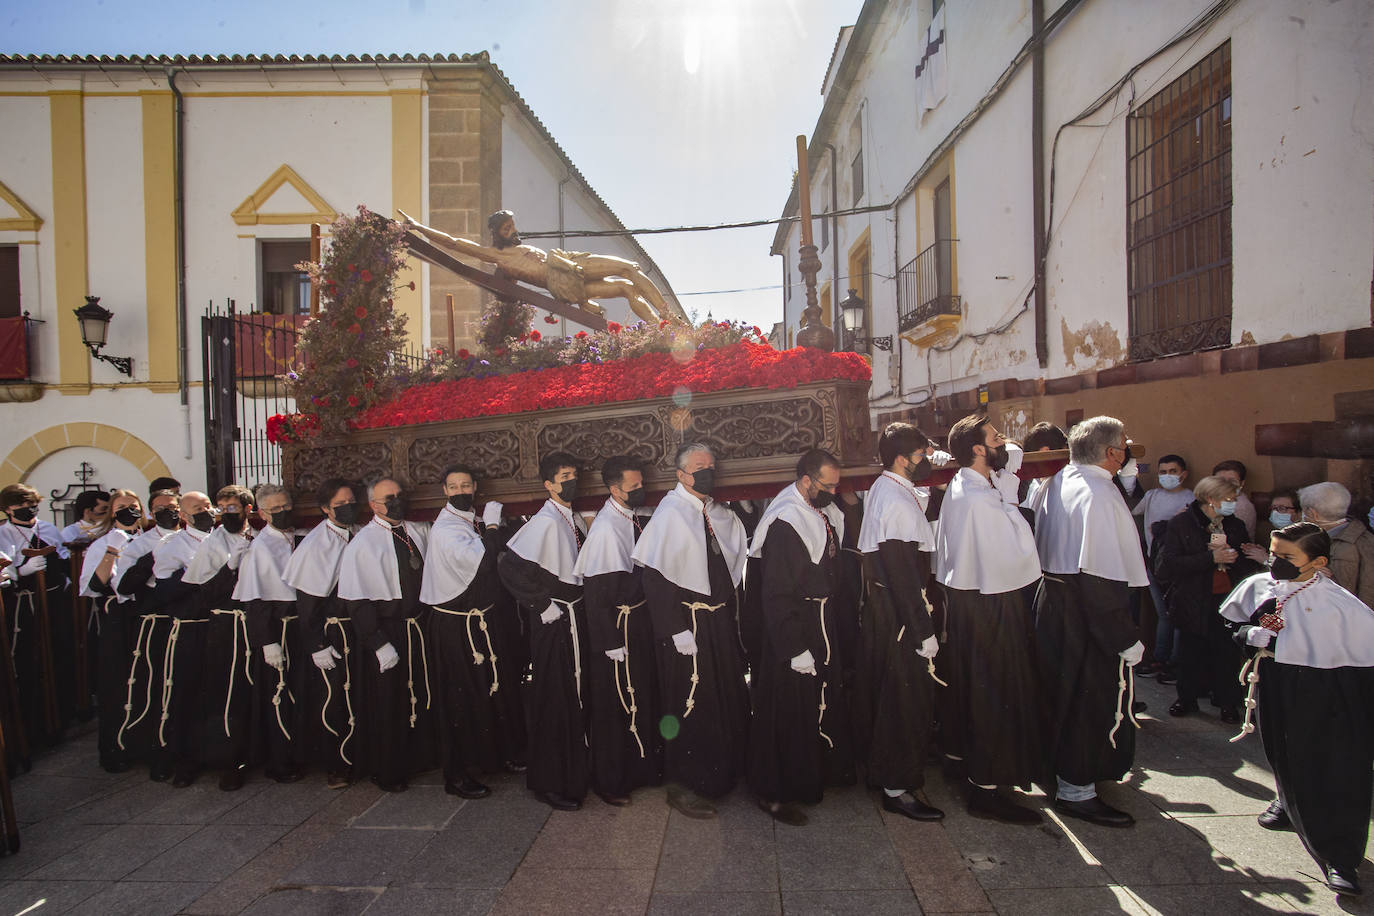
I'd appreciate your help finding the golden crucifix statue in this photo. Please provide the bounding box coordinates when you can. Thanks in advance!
[398,209,686,325]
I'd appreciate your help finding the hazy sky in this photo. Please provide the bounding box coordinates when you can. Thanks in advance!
[5,0,862,332]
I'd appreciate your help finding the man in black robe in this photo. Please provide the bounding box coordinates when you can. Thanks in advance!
[422,463,526,799]
[854,423,944,821]
[747,449,848,826]
[338,476,435,792]
[575,456,663,806]
[1033,415,1148,828]
[498,451,589,810]
[631,443,750,819]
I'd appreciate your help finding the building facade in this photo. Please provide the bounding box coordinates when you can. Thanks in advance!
[773,0,1374,499]
[0,53,677,513]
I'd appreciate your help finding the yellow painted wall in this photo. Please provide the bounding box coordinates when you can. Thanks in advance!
[49,91,90,391]
[391,90,424,344]
[141,91,178,385]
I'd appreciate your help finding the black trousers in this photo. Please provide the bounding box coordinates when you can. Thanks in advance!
[1177,606,1242,708]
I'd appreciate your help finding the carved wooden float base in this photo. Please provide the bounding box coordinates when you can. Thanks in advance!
[282,379,875,514]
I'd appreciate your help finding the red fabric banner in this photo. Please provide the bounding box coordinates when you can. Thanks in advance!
[0,317,29,380]
[234,313,306,378]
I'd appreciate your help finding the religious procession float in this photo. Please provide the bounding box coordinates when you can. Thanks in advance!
[266,206,879,515]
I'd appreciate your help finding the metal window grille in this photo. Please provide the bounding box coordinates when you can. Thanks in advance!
[851,149,864,204]
[897,238,960,333]
[1126,41,1232,361]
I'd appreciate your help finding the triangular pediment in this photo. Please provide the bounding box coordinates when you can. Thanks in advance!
[231,164,337,226]
[0,180,43,231]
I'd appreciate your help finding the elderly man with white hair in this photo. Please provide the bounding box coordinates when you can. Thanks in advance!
[1032,415,1148,828]
[1299,481,1374,608]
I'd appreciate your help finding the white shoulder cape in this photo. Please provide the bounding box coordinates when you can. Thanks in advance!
[184,525,252,586]
[507,499,583,586]
[936,467,1041,594]
[153,527,209,581]
[1221,572,1374,669]
[419,504,487,605]
[749,482,838,565]
[282,520,353,597]
[233,524,297,603]
[858,472,936,554]
[574,498,642,579]
[337,518,430,602]
[79,528,133,598]
[631,484,746,594]
[1034,463,1148,587]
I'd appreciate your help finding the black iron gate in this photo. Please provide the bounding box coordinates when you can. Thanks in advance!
[201,301,304,495]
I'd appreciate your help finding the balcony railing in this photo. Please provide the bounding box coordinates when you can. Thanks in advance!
[897,239,960,334]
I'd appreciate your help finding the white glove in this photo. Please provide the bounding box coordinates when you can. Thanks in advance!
[227,536,252,570]
[928,449,954,467]
[540,602,564,624]
[1246,627,1278,648]
[1002,442,1025,475]
[482,501,503,527]
[18,555,46,577]
[263,642,285,669]
[604,647,626,663]
[1117,458,1139,492]
[312,645,341,670]
[376,642,399,673]
[672,630,698,656]
[790,649,817,675]
[917,635,939,659]
[1119,640,1145,666]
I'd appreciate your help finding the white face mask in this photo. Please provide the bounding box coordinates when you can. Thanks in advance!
[1157,474,1181,490]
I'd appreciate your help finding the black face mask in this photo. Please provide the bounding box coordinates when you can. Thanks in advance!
[114,506,143,528]
[448,493,475,512]
[555,479,578,503]
[191,511,215,533]
[270,509,294,531]
[8,506,36,524]
[690,468,716,495]
[219,511,246,534]
[812,489,836,509]
[904,457,931,484]
[623,487,647,509]
[986,444,1010,472]
[383,495,408,520]
[331,503,358,527]
[154,507,180,530]
[1269,557,1305,581]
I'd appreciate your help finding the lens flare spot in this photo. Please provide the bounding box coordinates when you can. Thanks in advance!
[659,714,681,741]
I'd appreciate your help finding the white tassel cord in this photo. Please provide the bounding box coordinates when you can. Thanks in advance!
[1230,649,1272,743]
[612,600,647,758]
[1107,657,1142,750]
[680,600,726,718]
[322,616,355,766]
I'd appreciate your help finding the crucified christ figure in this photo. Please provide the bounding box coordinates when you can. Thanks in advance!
[398,209,686,324]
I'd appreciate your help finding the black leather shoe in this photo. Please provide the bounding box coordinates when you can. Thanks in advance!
[596,791,631,807]
[446,777,491,799]
[372,776,408,793]
[268,768,304,784]
[149,760,174,783]
[535,790,581,811]
[1155,670,1178,685]
[1131,701,1148,714]
[968,787,1042,825]
[758,798,808,826]
[100,757,131,774]
[1053,796,1134,828]
[666,787,716,819]
[218,768,245,792]
[881,792,945,822]
[171,765,199,789]
[326,771,352,790]
[1327,866,1363,897]
[1257,800,1293,831]
[1168,699,1197,717]
[1219,706,1240,724]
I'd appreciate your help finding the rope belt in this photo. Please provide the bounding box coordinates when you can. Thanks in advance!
[404,616,432,728]
[322,616,356,765]
[680,600,726,718]
[88,595,104,637]
[612,599,647,758]
[10,589,34,658]
[551,597,584,710]
[210,608,255,739]
[433,604,499,695]
[805,596,835,749]
[158,617,207,747]
[1107,657,1141,749]
[875,582,946,687]
[1230,648,1272,743]
[116,612,169,751]
[270,615,297,740]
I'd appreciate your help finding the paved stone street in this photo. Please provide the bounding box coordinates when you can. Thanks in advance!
[0,674,1369,915]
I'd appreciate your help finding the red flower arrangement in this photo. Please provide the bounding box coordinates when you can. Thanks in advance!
[344,341,869,432]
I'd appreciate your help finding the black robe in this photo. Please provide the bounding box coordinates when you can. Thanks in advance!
[747,519,851,805]
[152,563,212,772]
[83,569,134,769]
[1237,604,1374,874]
[2,534,74,745]
[497,549,589,801]
[194,564,260,772]
[295,589,360,775]
[347,532,437,786]
[1033,572,1139,786]
[642,517,749,799]
[584,564,663,797]
[429,531,526,781]
[115,550,170,764]
[939,583,1042,789]
[245,596,303,775]
[854,540,936,791]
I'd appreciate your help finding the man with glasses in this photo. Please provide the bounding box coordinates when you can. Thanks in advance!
[1032,416,1148,828]
[746,448,851,826]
